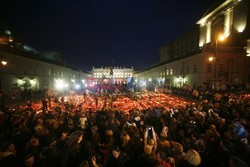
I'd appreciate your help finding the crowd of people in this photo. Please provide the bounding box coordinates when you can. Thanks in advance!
[0,90,249,167]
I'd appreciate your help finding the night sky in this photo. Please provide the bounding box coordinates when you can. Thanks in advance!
[1,0,215,71]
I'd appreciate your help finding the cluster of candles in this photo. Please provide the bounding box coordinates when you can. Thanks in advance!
[243,94,250,100]
[19,93,193,114]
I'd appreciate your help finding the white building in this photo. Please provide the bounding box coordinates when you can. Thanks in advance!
[91,66,134,79]
[136,0,250,90]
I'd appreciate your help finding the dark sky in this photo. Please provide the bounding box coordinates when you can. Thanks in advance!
[1,0,214,71]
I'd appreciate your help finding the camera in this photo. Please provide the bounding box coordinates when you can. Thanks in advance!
[148,126,153,137]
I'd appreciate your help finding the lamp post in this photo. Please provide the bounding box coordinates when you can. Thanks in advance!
[213,34,226,90]
[1,61,7,66]
[0,60,8,90]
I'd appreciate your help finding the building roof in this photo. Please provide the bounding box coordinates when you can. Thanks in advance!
[201,0,226,19]
[197,0,236,25]
[0,44,88,74]
[136,49,202,74]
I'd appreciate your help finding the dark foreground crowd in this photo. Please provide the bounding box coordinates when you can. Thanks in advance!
[0,91,249,167]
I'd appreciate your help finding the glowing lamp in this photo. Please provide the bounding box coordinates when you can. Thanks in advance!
[175,78,180,82]
[218,34,226,41]
[75,84,80,89]
[208,57,214,62]
[237,25,245,33]
[64,83,69,88]
[30,79,36,85]
[1,61,7,66]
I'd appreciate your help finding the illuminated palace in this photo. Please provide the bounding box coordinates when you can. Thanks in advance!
[136,0,250,90]
[0,29,89,93]
[91,66,134,79]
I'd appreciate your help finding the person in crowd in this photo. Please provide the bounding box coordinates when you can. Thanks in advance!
[155,151,172,167]
[0,91,249,167]
[106,146,129,167]
[23,154,35,167]
[0,141,18,167]
[180,149,201,167]
[42,98,48,111]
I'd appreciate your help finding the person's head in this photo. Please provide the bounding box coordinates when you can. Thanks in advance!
[184,149,201,166]
[30,137,39,147]
[112,146,120,159]
[106,130,113,137]
[79,160,89,167]
[122,134,131,146]
[156,151,167,162]
[171,141,183,155]
[37,118,43,125]
[61,132,68,140]
[229,156,248,167]
[210,124,217,131]
[53,122,59,129]
[0,141,16,154]
[167,157,176,167]
[91,126,98,134]
[160,126,169,138]
[23,154,35,167]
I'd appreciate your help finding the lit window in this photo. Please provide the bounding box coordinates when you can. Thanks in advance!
[170,69,173,75]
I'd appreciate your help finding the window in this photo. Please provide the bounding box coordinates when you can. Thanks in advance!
[219,64,224,72]
[207,63,212,72]
[186,66,189,74]
[61,72,64,77]
[175,69,178,75]
[193,65,197,73]
[166,70,169,75]
[180,45,183,55]
[170,69,173,75]
[48,69,51,76]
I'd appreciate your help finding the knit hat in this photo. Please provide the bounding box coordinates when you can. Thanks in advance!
[185,149,201,166]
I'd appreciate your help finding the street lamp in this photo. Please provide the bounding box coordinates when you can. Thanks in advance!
[213,34,226,90]
[1,61,7,66]
[208,57,214,62]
